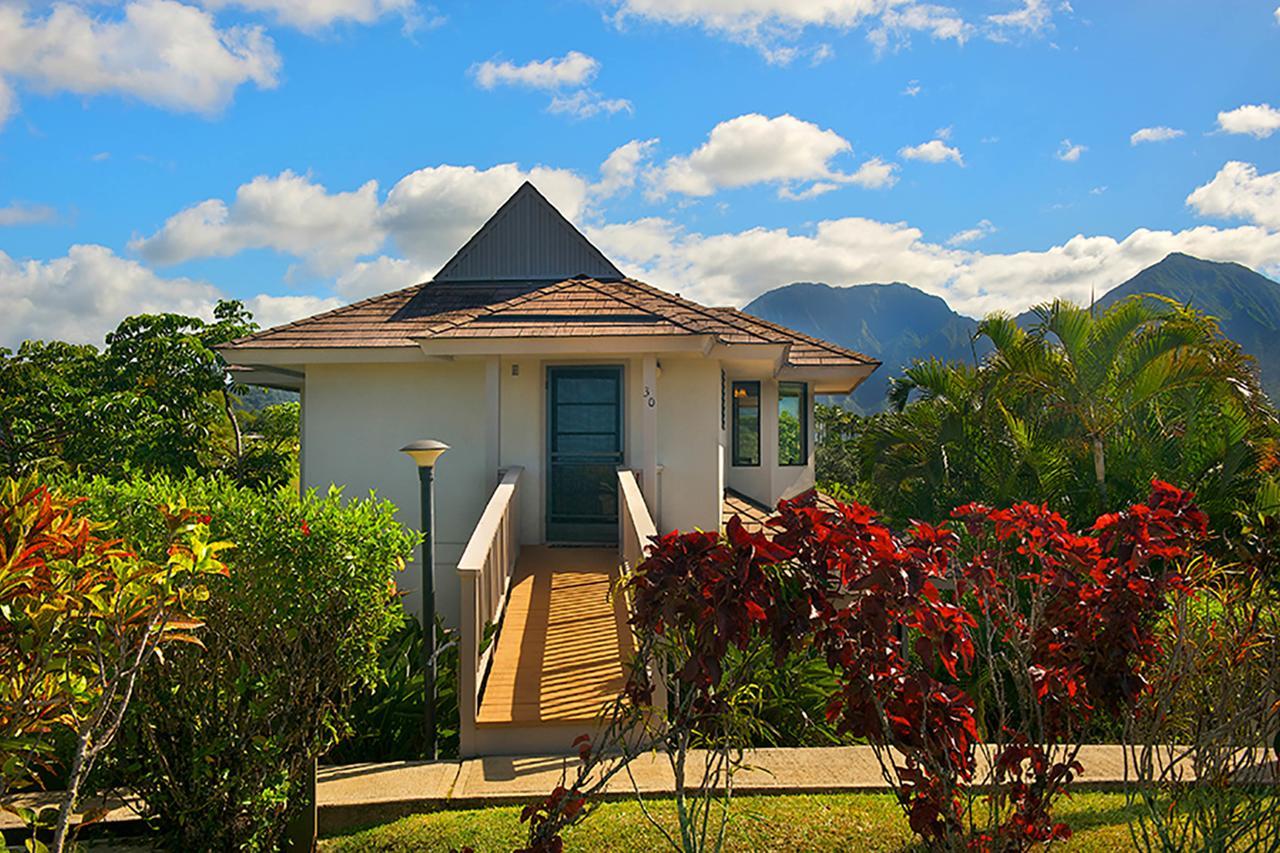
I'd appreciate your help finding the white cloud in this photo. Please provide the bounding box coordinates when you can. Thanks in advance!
[610,0,971,63]
[845,157,899,189]
[0,244,220,346]
[548,90,633,119]
[380,163,589,270]
[899,138,964,165]
[590,214,1280,318]
[472,51,600,90]
[987,0,1052,36]
[471,51,629,120]
[867,4,972,53]
[198,0,417,30]
[947,219,995,245]
[0,1,279,127]
[648,113,892,198]
[0,244,345,348]
[1275,5,1279,24]
[244,293,344,328]
[0,202,57,227]
[1130,125,1184,145]
[1056,138,1086,162]
[133,161,590,282]
[132,171,383,275]
[1216,103,1280,139]
[334,256,428,301]
[1187,161,1280,230]
[0,79,13,129]
[593,139,659,199]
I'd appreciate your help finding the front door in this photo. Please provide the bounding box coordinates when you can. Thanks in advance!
[547,366,623,544]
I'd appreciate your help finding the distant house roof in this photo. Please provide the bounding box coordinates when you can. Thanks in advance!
[220,181,878,378]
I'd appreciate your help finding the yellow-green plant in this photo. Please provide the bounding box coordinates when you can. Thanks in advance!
[0,476,229,852]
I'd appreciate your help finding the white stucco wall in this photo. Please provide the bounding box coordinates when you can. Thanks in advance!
[656,357,723,534]
[302,361,489,628]
[297,353,818,628]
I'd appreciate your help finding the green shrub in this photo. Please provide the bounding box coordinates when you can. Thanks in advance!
[324,613,461,763]
[62,472,415,851]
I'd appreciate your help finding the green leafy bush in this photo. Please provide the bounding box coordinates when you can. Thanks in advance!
[61,472,415,851]
[324,613,461,763]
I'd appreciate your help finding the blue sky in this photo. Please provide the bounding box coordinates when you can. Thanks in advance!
[2,0,1279,346]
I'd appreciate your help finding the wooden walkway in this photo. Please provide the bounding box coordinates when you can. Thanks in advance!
[475,546,632,727]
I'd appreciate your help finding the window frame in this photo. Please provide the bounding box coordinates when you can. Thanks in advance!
[777,381,809,467]
[730,380,762,468]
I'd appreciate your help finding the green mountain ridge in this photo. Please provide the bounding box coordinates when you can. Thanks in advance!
[743,253,1280,412]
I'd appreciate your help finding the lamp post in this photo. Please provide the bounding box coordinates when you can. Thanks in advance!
[400,439,449,760]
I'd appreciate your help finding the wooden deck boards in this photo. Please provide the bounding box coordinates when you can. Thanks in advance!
[476,546,632,726]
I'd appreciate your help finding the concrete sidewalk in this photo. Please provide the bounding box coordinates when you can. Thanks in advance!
[0,745,1146,837]
[318,744,1140,833]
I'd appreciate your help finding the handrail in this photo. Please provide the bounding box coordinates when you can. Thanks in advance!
[617,469,668,719]
[618,468,657,574]
[457,466,523,757]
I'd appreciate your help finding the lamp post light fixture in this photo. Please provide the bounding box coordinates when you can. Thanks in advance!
[400,439,449,760]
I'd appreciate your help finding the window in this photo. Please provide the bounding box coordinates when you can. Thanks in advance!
[731,381,760,466]
[778,382,808,466]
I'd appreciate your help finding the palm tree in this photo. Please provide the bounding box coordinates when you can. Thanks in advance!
[978,296,1253,505]
[840,294,1277,531]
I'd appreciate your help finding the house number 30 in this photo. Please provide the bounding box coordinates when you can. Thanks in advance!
[643,386,656,408]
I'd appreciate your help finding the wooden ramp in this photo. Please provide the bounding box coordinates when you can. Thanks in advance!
[474,546,632,754]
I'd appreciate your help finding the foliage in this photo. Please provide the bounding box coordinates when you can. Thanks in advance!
[0,301,297,488]
[836,297,1278,539]
[324,613,462,763]
[524,480,1207,852]
[815,403,863,494]
[0,476,227,852]
[1124,565,1280,852]
[62,471,414,851]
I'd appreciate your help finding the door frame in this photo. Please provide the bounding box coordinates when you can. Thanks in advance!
[544,363,626,544]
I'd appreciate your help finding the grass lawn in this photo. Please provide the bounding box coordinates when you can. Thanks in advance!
[322,791,1144,852]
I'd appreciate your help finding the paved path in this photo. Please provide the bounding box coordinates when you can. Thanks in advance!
[1,745,1144,837]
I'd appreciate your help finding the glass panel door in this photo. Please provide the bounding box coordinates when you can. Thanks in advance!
[547,366,623,543]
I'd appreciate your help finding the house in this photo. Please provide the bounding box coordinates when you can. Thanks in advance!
[220,183,878,755]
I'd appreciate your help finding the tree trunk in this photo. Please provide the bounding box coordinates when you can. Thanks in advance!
[1092,436,1108,505]
[222,387,243,460]
[51,728,90,853]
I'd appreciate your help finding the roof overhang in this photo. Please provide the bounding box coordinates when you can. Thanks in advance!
[778,363,879,395]
[218,345,422,368]
[226,364,305,392]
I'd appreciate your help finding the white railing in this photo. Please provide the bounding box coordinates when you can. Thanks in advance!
[457,466,522,757]
[618,469,657,573]
[617,469,669,719]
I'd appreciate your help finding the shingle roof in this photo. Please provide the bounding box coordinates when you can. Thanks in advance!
[223,275,878,371]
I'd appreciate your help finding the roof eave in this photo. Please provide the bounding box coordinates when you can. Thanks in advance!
[778,363,879,394]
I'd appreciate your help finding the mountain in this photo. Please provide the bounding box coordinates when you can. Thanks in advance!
[743,253,1280,411]
[742,282,983,413]
[1099,253,1280,399]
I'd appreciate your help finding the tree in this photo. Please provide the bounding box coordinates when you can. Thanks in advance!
[845,296,1278,533]
[0,300,295,487]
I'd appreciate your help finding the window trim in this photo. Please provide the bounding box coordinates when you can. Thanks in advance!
[777,381,808,467]
[730,380,761,468]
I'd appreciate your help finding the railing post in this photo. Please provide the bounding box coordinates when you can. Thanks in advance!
[457,570,480,757]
